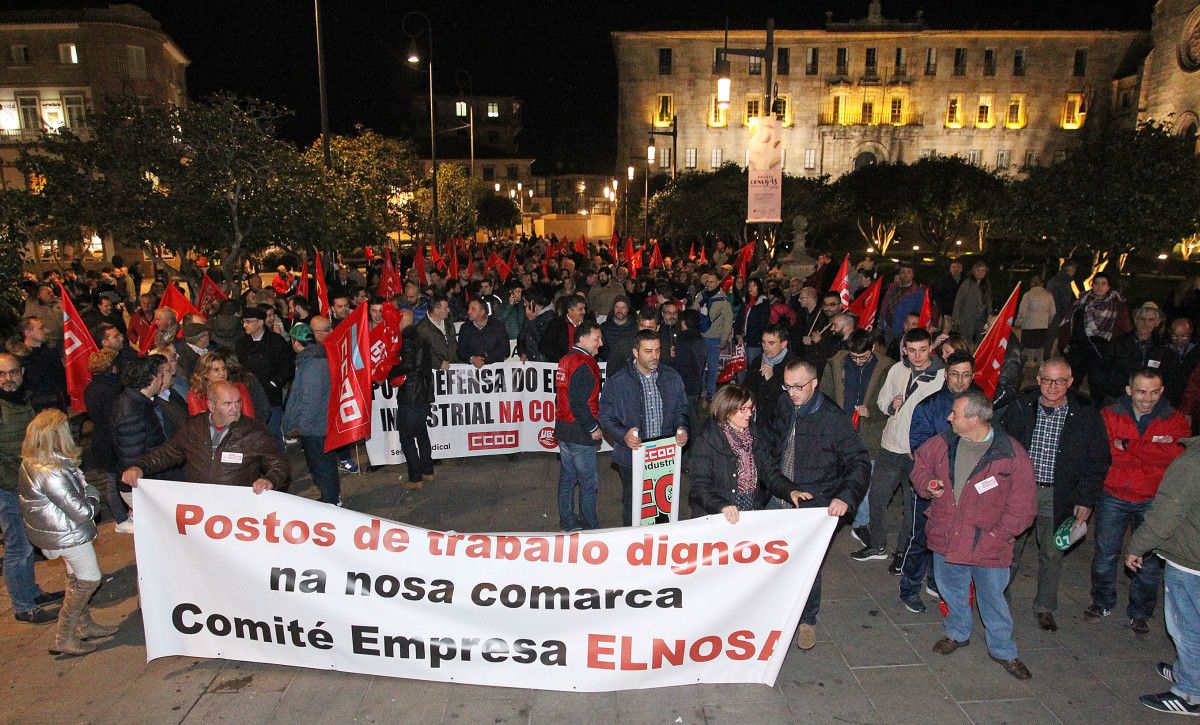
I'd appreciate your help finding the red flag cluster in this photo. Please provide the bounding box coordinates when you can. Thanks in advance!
[196,273,229,314]
[848,277,882,331]
[323,303,371,451]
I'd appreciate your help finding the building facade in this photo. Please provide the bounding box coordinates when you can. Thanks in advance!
[613,2,1149,180]
[1138,0,1200,148]
[0,3,188,190]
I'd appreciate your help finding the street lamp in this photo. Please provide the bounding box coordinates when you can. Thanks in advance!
[494,182,500,193]
[404,11,438,247]
[647,119,677,180]
[625,166,634,238]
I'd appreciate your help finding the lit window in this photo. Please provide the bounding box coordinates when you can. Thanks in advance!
[16,95,39,131]
[708,95,727,127]
[861,97,877,125]
[744,94,761,125]
[63,94,86,129]
[659,147,671,169]
[749,53,762,75]
[890,96,904,125]
[1063,93,1085,129]
[655,93,673,127]
[685,147,697,168]
[804,148,816,169]
[10,45,30,65]
[996,149,1011,169]
[831,94,845,125]
[710,147,723,167]
[921,148,936,158]
[976,95,993,128]
[774,93,792,126]
[126,45,146,79]
[946,94,963,128]
[1025,151,1038,168]
[455,101,467,117]
[487,102,499,118]
[59,43,78,65]
[1006,94,1026,128]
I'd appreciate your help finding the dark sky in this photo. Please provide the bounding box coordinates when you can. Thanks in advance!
[19,1,1158,173]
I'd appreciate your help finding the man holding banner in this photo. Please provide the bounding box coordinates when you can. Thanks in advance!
[554,320,605,531]
[600,330,690,527]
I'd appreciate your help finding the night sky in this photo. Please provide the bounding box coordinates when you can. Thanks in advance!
[16,1,1158,173]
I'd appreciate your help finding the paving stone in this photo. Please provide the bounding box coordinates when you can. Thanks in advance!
[352,676,450,722]
[181,691,287,723]
[816,598,924,668]
[958,697,1062,725]
[529,690,618,724]
[776,643,879,723]
[853,664,967,723]
[269,669,372,722]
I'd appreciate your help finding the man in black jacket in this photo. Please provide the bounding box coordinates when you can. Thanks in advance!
[999,357,1111,632]
[111,354,174,502]
[743,323,797,419]
[767,359,871,651]
[387,309,435,490]
[457,298,511,366]
[235,306,293,450]
[541,297,588,363]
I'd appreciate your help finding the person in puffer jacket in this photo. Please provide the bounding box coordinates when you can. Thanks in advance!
[1086,367,1189,634]
[19,410,120,657]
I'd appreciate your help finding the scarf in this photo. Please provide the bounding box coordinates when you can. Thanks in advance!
[1080,290,1123,340]
[722,424,758,494]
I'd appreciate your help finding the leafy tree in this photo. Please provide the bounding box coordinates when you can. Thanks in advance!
[401,164,486,243]
[647,163,750,246]
[476,194,521,237]
[1007,122,1200,258]
[900,156,1006,255]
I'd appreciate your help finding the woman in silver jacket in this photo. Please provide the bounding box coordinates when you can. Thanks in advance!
[19,409,120,656]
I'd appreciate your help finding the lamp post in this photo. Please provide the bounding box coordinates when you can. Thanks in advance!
[404,11,438,247]
[312,0,331,169]
[647,115,678,180]
[625,166,633,239]
[644,144,654,241]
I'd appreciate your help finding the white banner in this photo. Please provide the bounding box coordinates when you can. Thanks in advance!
[365,360,609,465]
[135,480,836,691]
[747,116,783,224]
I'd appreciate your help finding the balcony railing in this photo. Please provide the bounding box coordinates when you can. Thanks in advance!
[818,109,924,127]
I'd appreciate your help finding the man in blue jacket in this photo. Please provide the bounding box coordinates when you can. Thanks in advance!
[899,351,977,613]
[600,330,690,526]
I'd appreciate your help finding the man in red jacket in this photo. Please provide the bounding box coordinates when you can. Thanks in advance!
[554,320,604,531]
[912,388,1037,680]
[1086,367,1189,636]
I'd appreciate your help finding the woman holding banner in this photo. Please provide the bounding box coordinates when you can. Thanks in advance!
[689,385,807,524]
[19,409,120,657]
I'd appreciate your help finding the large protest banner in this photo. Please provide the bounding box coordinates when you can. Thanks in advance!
[632,436,681,526]
[365,360,609,465]
[136,480,835,691]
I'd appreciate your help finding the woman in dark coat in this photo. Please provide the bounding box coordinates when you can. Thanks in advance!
[688,384,809,523]
[82,349,128,530]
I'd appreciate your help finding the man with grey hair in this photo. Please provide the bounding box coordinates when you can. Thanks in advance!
[1107,303,1174,407]
[912,388,1037,680]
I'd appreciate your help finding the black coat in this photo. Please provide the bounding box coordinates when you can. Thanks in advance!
[673,333,707,397]
[743,349,799,419]
[83,371,121,472]
[389,325,434,406]
[998,390,1111,527]
[764,391,871,508]
[458,316,511,364]
[110,389,166,471]
[688,422,793,515]
[1105,332,1177,405]
[235,331,294,407]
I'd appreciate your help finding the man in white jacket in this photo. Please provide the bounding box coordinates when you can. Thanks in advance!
[852,328,945,569]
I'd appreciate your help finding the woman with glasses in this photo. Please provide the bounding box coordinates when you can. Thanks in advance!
[689,384,805,524]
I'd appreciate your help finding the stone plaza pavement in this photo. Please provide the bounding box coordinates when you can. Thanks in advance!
[0,444,1183,724]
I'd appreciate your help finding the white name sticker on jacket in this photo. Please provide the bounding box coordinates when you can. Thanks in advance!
[1148,359,1161,369]
[220,452,243,464]
[1152,435,1175,443]
[975,476,999,494]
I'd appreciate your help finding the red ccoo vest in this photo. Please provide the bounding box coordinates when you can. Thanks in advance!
[555,350,601,423]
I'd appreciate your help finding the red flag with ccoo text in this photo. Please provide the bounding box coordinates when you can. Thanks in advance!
[196,273,229,315]
[829,254,852,308]
[974,284,1021,400]
[58,282,98,413]
[848,277,883,331]
[323,303,372,451]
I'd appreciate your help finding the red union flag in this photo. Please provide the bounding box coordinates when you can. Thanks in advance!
[196,273,229,315]
[313,251,330,316]
[323,303,371,452]
[974,283,1021,400]
[58,283,98,413]
[141,283,204,353]
[829,254,852,307]
[368,305,402,383]
[916,288,933,330]
[848,277,883,331]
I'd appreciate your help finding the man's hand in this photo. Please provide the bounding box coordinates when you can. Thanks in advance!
[802,335,812,346]
[1127,554,1143,571]
[519,354,528,363]
[891,394,905,413]
[827,498,849,517]
[721,505,740,525]
[1074,505,1092,524]
[590,428,603,441]
[470,355,485,368]
[1114,439,1127,451]
[790,490,814,507]
[440,360,450,371]
[121,467,143,488]
[675,430,688,446]
[623,429,642,449]
[760,363,773,380]
[251,479,274,495]
[855,405,870,419]
[810,331,822,344]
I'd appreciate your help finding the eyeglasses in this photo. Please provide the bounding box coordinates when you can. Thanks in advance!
[1038,377,1070,387]
[947,371,975,379]
[782,379,815,392]
[736,403,755,413]
[848,352,873,363]
[0,368,22,378]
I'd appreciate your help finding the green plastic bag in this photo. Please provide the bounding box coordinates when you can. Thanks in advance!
[1054,516,1087,551]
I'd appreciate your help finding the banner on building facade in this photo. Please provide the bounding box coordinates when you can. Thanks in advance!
[135,480,836,691]
[365,360,609,465]
[631,436,681,526]
[746,116,783,224]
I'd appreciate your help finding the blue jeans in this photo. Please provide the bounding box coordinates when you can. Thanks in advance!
[899,491,937,598]
[557,441,599,531]
[703,337,721,399]
[934,552,1018,661]
[299,435,341,504]
[1165,564,1200,699]
[103,470,129,523]
[851,459,874,529]
[1090,493,1162,620]
[800,571,822,625]
[0,488,42,612]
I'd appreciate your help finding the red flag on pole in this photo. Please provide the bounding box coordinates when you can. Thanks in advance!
[368,304,403,383]
[916,288,933,329]
[574,235,587,256]
[376,248,402,300]
[648,242,663,270]
[413,244,428,286]
[829,254,852,308]
[467,255,476,280]
[140,282,203,353]
[848,277,883,331]
[624,237,637,278]
[196,273,229,314]
[698,246,708,264]
[447,240,459,280]
[58,282,98,413]
[298,259,310,300]
[688,242,696,261]
[735,242,754,279]
[313,251,330,316]
[507,243,518,273]
[429,243,445,271]
[610,232,619,249]
[973,284,1021,400]
[323,302,372,451]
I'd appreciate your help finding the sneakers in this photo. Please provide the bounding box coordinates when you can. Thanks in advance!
[15,607,56,624]
[991,655,1033,681]
[1158,662,1177,684]
[888,553,904,576]
[795,624,816,650]
[901,594,926,614]
[925,581,941,600]
[339,458,359,473]
[851,526,872,547]
[1130,618,1151,638]
[114,517,135,534]
[851,545,888,561]
[33,590,64,606]
[1140,691,1200,716]
[932,637,969,655]
[1083,604,1112,621]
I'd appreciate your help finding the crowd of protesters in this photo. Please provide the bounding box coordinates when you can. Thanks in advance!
[3,236,1200,714]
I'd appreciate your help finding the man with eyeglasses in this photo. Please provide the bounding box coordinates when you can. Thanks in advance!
[767,359,870,650]
[999,357,1110,632]
[897,351,977,613]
